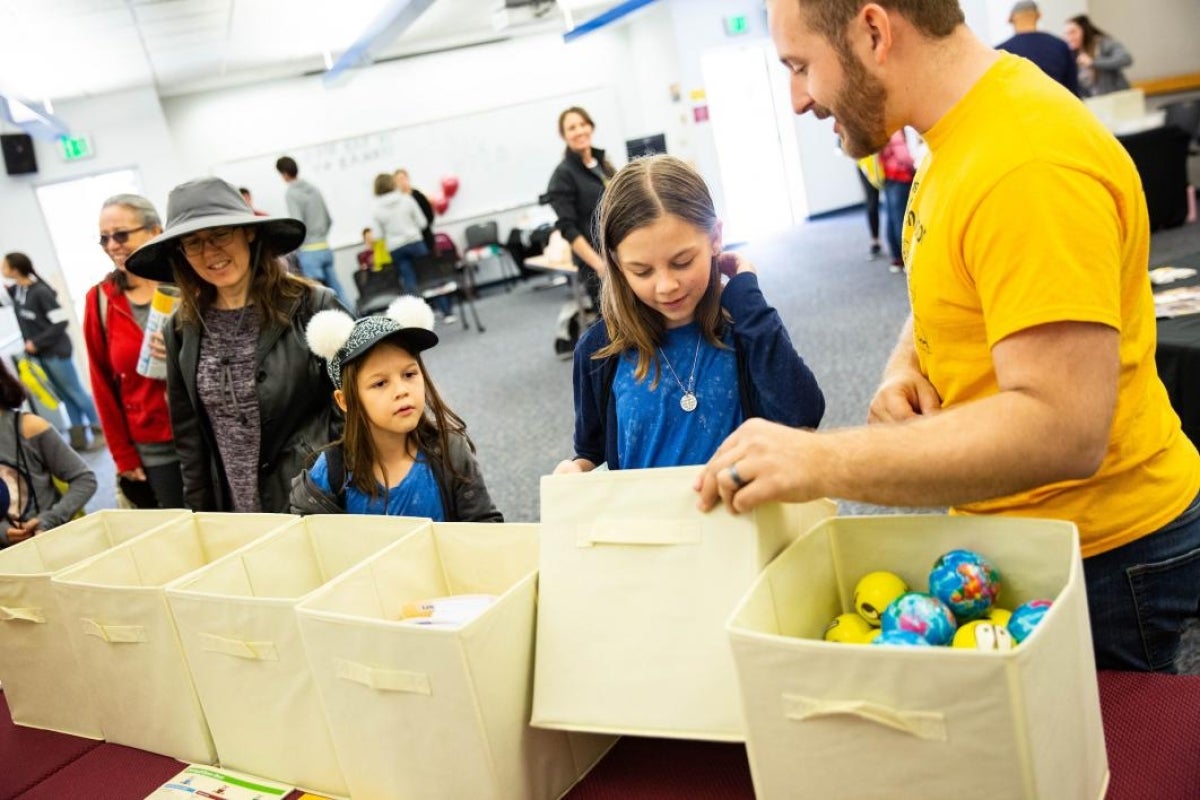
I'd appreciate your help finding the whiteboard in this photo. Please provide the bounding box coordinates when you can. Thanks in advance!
[213,86,623,250]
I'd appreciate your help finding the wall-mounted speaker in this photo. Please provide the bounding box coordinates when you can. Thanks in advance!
[1,133,38,175]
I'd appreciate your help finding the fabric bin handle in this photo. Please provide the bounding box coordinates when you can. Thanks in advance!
[0,605,45,623]
[80,618,147,643]
[577,521,701,548]
[336,658,432,695]
[198,632,279,661]
[783,693,947,741]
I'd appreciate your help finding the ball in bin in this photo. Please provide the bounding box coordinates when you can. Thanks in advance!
[952,620,1015,651]
[824,613,874,644]
[873,630,933,647]
[985,607,1013,628]
[929,549,1002,621]
[854,571,909,626]
[881,592,957,646]
[1008,599,1052,643]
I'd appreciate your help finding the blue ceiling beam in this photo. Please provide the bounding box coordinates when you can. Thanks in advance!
[0,96,70,141]
[563,0,661,43]
[323,0,436,85]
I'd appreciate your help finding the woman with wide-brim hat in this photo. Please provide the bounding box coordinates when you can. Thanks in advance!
[126,176,346,513]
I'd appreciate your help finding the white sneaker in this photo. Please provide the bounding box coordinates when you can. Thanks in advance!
[443,313,458,325]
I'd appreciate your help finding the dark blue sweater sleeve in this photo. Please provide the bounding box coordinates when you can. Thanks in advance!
[572,322,609,466]
[722,272,824,428]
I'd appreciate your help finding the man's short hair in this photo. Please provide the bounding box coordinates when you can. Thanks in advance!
[275,156,298,178]
[1009,1,1038,21]
[795,0,964,42]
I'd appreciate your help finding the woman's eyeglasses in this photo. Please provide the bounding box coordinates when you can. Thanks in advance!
[179,227,237,257]
[98,227,148,247]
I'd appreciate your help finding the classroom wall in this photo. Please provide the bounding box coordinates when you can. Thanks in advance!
[0,86,183,362]
[1087,0,1200,82]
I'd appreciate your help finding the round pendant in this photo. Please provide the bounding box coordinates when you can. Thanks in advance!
[680,392,698,412]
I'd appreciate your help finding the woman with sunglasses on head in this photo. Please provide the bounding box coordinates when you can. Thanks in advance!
[126,177,345,513]
[83,194,185,509]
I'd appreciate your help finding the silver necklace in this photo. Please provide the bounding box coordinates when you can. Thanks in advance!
[658,332,702,413]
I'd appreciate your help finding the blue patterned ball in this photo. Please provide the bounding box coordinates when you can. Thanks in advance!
[1008,599,1053,643]
[872,630,932,647]
[880,592,957,646]
[929,549,1002,622]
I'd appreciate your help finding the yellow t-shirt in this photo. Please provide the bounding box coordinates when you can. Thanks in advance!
[905,54,1200,557]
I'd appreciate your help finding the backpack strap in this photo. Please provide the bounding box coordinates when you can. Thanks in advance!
[325,444,347,507]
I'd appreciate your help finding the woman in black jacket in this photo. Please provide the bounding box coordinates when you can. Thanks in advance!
[545,106,616,311]
[126,177,345,513]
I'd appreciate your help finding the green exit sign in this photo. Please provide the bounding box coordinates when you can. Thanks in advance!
[724,14,749,36]
[59,134,93,161]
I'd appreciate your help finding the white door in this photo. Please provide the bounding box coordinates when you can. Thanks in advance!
[34,169,143,327]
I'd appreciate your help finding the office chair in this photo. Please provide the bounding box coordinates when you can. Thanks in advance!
[463,221,521,292]
[411,253,485,332]
[353,264,401,316]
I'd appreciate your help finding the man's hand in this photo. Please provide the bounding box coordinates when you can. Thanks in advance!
[868,369,942,423]
[694,419,825,514]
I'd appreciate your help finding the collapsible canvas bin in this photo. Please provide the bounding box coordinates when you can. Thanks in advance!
[166,514,430,797]
[0,508,191,737]
[295,522,615,800]
[727,515,1109,800]
[532,466,836,740]
[50,512,294,763]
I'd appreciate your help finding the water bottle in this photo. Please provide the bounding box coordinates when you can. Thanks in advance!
[136,286,181,380]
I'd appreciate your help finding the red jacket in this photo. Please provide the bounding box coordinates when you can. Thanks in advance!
[83,279,174,473]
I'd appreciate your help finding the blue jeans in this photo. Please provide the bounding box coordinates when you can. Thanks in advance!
[883,179,912,262]
[297,248,352,310]
[391,242,452,315]
[1083,490,1200,672]
[37,355,99,428]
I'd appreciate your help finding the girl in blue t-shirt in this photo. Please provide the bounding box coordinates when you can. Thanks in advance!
[554,154,824,473]
[291,296,501,521]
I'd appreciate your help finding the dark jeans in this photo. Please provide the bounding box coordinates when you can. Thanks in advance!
[883,179,912,262]
[144,461,186,509]
[1084,490,1200,672]
[391,241,451,315]
[37,355,99,428]
[857,169,880,239]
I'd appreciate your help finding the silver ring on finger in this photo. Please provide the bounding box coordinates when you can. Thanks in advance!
[728,462,747,489]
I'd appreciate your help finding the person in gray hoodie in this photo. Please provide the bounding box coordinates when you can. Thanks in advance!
[371,173,453,318]
[275,156,352,309]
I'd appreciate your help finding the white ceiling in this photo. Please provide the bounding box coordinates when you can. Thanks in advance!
[0,0,618,103]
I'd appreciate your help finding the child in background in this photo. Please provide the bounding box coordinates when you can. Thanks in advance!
[291,296,502,521]
[879,130,917,274]
[357,228,376,270]
[554,154,824,473]
[0,360,96,547]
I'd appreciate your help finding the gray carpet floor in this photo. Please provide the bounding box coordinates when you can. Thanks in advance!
[78,208,1200,670]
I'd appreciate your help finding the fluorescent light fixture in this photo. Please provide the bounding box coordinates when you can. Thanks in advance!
[563,0,659,43]
[323,0,437,85]
[0,95,70,140]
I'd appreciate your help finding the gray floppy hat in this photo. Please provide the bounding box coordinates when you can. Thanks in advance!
[125,176,305,283]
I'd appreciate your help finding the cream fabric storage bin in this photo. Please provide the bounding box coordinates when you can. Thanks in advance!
[165,514,429,797]
[532,466,836,740]
[295,522,615,800]
[0,508,191,738]
[50,512,294,763]
[727,515,1109,800]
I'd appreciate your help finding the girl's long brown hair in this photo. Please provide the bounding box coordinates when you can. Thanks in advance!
[168,226,309,329]
[337,343,473,501]
[594,155,727,384]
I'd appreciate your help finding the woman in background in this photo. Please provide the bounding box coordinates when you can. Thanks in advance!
[1,252,104,452]
[372,173,429,296]
[1064,14,1132,97]
[545,106,616,313]
[0,360,96,547]
[126,176,343,513]
[84,194,184,508]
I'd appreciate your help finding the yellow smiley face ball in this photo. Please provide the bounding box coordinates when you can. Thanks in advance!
[854,571,909,626]
[824,613,874,643]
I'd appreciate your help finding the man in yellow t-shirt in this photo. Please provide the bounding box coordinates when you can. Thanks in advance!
[697,0,1200,673]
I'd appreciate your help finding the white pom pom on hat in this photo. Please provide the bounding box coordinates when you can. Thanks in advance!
[305,309,357,361]
[385,295,436,331]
